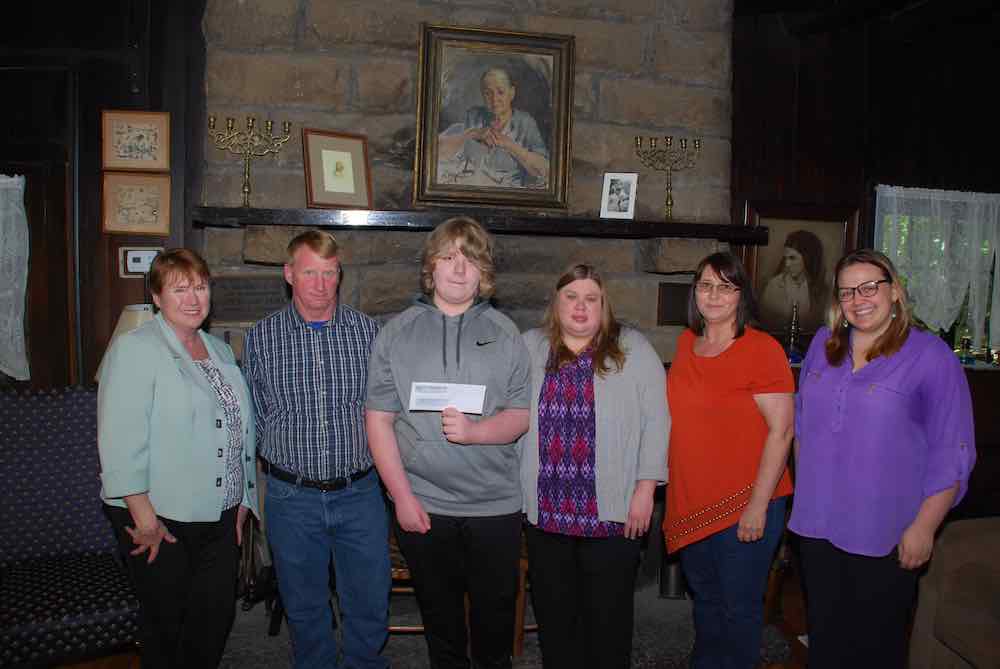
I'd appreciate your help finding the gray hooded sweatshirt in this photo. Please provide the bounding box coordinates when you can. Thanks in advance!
[366,297,531,516]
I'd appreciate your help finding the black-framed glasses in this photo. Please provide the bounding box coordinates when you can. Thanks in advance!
[694,281,740,296]
[837,279,890,302]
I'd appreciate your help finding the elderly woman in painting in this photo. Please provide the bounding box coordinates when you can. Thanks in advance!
[759,228,829,332]
[437,67,549,188]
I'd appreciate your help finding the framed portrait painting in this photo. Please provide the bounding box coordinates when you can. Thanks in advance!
[302,128,374,209]
[102,110,170,171]
[413,24,574,210]
[102,172,171,236]
[743,201,860,340]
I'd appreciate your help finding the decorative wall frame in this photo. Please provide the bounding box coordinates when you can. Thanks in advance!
[599,172,638,219]
[302,128,374,209]
[102,172,171,236]
[743,200,860,338]
[101,110,170,171]
[413,24,574,210]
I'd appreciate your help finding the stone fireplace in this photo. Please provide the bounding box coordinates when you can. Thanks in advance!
[197,0,735,361]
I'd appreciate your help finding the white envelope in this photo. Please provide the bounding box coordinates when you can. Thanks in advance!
[409,382,487,414]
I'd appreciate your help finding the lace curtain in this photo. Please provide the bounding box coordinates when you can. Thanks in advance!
[0,174,30,380]
[875,185,1000,348]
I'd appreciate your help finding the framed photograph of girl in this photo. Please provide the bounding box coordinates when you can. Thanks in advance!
[742,201,860,341]
[599,173,638,220]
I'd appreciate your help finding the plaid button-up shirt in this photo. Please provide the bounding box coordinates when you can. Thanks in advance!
[242,303,379,480]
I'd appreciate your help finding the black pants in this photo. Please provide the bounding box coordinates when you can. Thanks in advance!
[394,512,521,669]
[105,504,240,669]
[798,536,918,669]
[524,525,641,669]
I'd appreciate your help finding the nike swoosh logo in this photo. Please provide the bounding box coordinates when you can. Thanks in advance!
[476,339,496,346]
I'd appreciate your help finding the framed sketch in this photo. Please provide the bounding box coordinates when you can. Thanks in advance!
[102,172,171,236]
[102,110,170,171]
[413,24,574,210]
[599,172,638,219]
[743,201,860,340]
[302,128,374,209]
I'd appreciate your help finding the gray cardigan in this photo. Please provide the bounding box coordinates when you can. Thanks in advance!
[520,327,670,525]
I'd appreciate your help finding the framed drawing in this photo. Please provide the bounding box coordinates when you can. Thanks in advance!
[102,110,170,171]
[302,128,374,209]
[743,201,860,340]
[102,172,171,236]
[599,172,638,219]
[413,24,574,210]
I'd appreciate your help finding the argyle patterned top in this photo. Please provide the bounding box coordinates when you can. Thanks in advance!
[536,349,623,538]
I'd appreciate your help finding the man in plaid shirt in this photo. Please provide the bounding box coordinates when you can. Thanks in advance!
[242,230,389,669]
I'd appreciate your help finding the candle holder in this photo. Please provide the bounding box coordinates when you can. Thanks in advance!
[634,135,701,221]
[208,115,291,207]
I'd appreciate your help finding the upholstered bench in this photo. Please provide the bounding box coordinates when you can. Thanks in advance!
[0,387,139,668]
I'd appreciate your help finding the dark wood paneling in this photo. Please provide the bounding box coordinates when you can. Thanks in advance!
[733,7,1000,243]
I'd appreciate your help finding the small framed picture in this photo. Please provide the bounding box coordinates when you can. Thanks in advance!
[302,128,374,209]
[599,172,638,219]
[102,172,171,236]
[102,110,170,171]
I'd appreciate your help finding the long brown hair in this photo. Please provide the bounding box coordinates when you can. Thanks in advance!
[543,264,625,377]
[825,249,912,366]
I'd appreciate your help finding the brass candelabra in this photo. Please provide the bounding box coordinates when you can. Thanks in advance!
[634,135,701,221]
[208,115,291,207]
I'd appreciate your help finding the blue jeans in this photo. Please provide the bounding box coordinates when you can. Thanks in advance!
[679,497,787,669]
[266,469,390,669]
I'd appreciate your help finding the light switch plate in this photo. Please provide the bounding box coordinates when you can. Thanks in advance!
[119,247,164,278]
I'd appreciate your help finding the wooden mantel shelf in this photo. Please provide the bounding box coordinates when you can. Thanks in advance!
[191,207,768,244]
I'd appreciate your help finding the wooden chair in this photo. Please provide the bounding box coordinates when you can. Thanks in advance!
[387,530,537,656]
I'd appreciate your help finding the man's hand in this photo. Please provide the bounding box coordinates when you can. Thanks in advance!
[396,494,431,534]
[442,407,478,444]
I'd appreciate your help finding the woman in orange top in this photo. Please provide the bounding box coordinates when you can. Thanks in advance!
[665,252,795,669]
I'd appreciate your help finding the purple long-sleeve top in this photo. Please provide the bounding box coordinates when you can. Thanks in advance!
[789,326,976,557]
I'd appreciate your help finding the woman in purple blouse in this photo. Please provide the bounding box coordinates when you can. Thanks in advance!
[790,249,976,669]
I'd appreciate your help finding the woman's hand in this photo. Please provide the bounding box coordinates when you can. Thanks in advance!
[625,480,657,539]
[737,501,768,542]
[236,505,249,546]
[395,494,431,534]
[125,521,177,563]
[898,521,935,569]
[442,407,477,444]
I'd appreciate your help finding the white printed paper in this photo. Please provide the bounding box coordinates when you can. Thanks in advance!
[409,382,486,414]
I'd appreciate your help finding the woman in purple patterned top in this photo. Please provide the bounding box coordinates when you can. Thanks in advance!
[520,264,670,668]
[791,249,976,669]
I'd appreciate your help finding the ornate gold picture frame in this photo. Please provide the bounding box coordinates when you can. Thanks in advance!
[413,24,574,210]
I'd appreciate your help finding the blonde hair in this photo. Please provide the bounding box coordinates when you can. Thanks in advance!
[825,248,912,366]
[287,230,340,264]
[543,264,625,377]
[420,217,496,299]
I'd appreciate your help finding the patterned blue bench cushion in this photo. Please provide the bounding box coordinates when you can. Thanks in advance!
[0,551,139,668]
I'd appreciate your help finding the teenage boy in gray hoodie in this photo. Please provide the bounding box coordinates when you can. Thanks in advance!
[366,217,530,669]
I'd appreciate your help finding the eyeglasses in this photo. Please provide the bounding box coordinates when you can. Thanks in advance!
[694,281,740,296]
[837,279,890,302]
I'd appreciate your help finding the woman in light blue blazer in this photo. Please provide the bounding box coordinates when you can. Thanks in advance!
[98,248,258,669]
